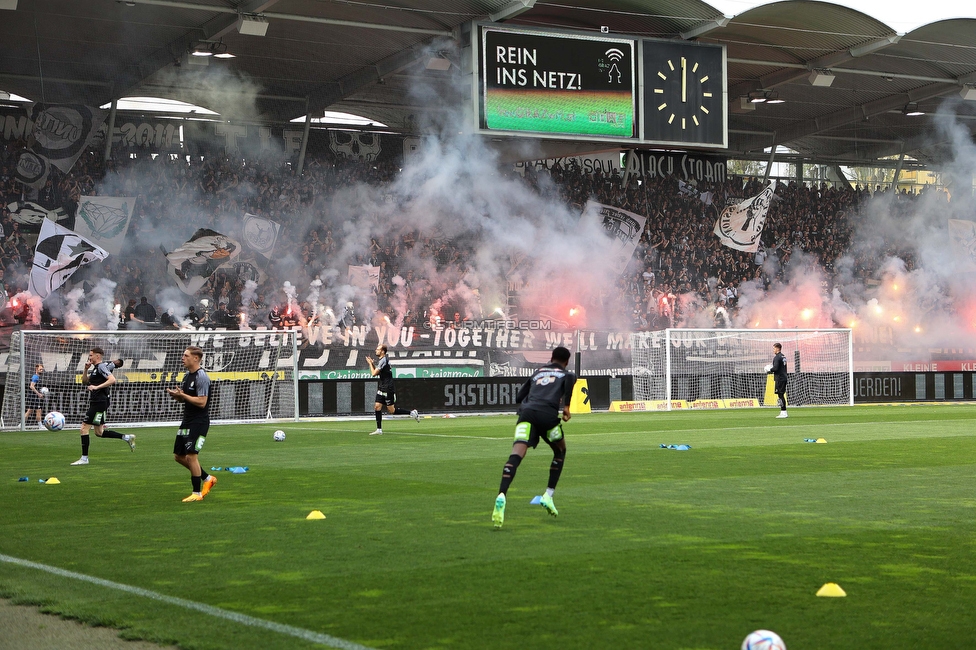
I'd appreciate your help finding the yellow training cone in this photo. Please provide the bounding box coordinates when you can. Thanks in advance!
[815,438,827,444]
[306,510,326,520]
[816,582,846,597]
[45,477,61,484]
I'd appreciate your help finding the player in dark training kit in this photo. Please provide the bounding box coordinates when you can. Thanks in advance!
[71,347,135,465]
[166,346,217,502]
[366,344,419,435]
[766,342,789,419]
[492,346,576,529]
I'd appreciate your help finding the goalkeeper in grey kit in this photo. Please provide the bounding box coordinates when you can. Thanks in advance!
[492,346,576,529]
[766,342,788,419]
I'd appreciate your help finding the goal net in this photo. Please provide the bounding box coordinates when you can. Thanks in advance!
[630,328,852,408]
[2,329,299,430]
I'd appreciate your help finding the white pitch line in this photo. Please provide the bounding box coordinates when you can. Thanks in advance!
[0,554,375,650]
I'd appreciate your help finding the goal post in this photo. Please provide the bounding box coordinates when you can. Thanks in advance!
[630,328,853,409]
[2,329,300,430]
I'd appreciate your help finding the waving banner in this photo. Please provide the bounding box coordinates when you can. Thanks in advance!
[348,265,380,290]
[713,182,776,252]
[164,229,241,294]
[581,201,647,273]
[6,201,69,233]
[241,213,281,256]
[74,196,135,255]
[29,219,108,299]
[14,104,108,188]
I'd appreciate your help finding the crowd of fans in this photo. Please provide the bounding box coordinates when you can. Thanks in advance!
[0,135,939,332]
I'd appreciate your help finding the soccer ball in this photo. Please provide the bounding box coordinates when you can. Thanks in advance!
[273,430,286,442]
[40,387,49,395]
[43,411,66,432]
[742,630,786,650]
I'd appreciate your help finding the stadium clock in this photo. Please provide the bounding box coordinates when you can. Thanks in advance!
[641,40,726,147]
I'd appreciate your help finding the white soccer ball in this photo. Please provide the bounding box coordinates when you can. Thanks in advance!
[273,430,286,442]
[40,387,49,395]
[742,630,786,650]
[43,411,66,432]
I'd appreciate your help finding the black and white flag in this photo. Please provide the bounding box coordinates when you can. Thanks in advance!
[713,182,776,253]
[677,180,714,206]
[6,201,70,233]
[164,228,241,294]
[582,201,648,273]
[29,219,108,299]
[15,104,109,188]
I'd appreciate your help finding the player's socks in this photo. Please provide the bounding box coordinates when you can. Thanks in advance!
[101,429,124,440]
[200,470,209,482]
[392,408,410,415]
[499,454,522,494]
[545,488,555,497]
[375,411,382,428]
[192,475,202,493]
[548,454,565,490]
[81,435,90,456]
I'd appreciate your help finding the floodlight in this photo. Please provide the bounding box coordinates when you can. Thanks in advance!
[238,15,269,36]
[809,70,835,87]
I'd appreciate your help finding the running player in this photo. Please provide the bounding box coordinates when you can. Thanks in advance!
[71,348,135,465]
[492,346,576,529]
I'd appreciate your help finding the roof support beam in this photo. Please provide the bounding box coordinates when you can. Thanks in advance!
[728,34,900,99]
[100,0,282,104]
[120,0,453,36]
[303,46,430,119]
[490,0,536,23]
[736,82,959,152]
[680,15,730,41]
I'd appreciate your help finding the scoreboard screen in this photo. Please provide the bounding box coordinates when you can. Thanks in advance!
[480,27,637,139]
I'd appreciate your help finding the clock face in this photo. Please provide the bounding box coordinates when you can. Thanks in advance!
[642,41,725,147]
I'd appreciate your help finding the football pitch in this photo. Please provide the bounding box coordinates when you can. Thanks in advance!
[2,405,976,649]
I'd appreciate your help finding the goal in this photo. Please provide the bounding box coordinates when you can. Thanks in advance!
[2,329,299,430]
[630,328,853,408]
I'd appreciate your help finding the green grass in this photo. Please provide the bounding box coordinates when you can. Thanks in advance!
[3,405,976,649]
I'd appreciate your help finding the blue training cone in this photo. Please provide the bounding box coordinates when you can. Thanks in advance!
[530,495,542,505]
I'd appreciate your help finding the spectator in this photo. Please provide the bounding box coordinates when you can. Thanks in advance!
[133,297,157,323]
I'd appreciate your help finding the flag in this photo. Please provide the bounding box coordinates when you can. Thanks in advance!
[713,182,776,252]
[165,229,241,294]
[29,219,108,299]
[6,201,69,233]
[348,265,380,290]
[948,219,976,270]
[15,104,108,188]
[581,201,648,273]
[677,180,713,205]
[74,196,135,255]
[241,213,281,256]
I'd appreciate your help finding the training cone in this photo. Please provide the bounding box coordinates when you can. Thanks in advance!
[45,477,61,484]
[306,510,326,520]
[816,438,827,444]
[816,582,846,597]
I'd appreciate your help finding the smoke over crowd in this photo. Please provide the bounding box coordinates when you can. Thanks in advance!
[2,46,975,364]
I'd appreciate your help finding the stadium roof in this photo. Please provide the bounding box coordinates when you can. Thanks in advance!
[2,0,976,166]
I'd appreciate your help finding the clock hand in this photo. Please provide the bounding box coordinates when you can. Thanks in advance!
[681,57,687,103]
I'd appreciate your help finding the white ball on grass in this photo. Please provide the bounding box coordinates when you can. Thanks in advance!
[742,630,786,650]
[273,430,286,442]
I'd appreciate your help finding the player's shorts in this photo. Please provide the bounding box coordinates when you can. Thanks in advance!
[26,394,42,410]
[512,410,564,449]
[375,389,396,407]
[173,423,209,456]
[774,378,787,393]
[84,404,108,426]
